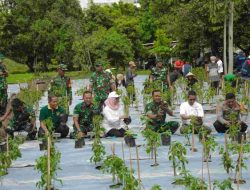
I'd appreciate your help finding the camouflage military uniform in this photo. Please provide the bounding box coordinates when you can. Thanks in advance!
[9,106,37,140]
[90,71,114,106]
[151,67,168,91]
[145,101,179,134]
[48,75,72,113]
[0,63,8,115]
[72,102,99,136]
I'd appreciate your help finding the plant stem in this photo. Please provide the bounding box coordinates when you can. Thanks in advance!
[135,146,141,190]
[6,134,9,156]
[237,135,244,189]
[191,126,195,153]
[47,136,51,190]
[201,135,204,185]
[206,151,212,190]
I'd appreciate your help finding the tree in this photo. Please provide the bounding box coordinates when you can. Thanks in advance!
[0,0,83,71]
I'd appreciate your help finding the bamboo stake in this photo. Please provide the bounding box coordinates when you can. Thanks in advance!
[47,135,51,190]
[128,146,133,176]
[191,126,197,152]
[236,135,244,190]
[201,134,205,185]
[121,141,125,161]
[135,146,141,190]
[205,141,212,190]
[6,134,9,156]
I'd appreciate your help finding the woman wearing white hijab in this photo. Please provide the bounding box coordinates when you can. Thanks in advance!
[102,91,128,137]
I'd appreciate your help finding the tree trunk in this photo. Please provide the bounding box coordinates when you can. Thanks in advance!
[223,15,228,74]
[27,56,35,72]
[228,1,234,74]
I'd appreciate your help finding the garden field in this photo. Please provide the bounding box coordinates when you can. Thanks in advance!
[1,75,250,190]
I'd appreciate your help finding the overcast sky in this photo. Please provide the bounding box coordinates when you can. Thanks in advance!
[79,0,123,8]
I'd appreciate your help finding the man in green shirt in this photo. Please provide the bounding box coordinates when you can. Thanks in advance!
[48,64,72,113]
[145,90,179,134]
[88,62,116,109]
[38,96,69,138]
[0,98,37,140]
[149,60,171,92]
[0,54,8,116]
[70,91,99,139]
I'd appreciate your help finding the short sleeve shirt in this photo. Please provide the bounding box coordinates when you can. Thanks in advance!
[180,102,204,125]
[73,102,98,126]
[39,105,65,129]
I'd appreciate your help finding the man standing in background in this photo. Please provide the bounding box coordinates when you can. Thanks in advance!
[48,64,72,113]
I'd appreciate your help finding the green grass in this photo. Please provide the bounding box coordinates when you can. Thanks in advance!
[7,71,90,84]
[4,58,29,74]
[4,57,150,84]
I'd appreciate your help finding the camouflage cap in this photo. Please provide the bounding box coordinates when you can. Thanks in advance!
[58,64,68,71]
[95,62,103,67]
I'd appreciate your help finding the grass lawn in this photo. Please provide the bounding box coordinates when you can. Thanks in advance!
[4,57,150,84]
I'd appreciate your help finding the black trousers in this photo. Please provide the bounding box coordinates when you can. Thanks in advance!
[106,128,126,137]
[38,125,69,138]
[213,120,248,133]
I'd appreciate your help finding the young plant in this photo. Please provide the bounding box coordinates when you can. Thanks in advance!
[228,139,250,184]
[173,170,207,190]
[122,95,130,117]
[90,115,106,166]
[35,119,62,190]
[142,128,161,166]
[168,141,188,176]
[213,178,234,190]
[0,136,22,177]
[219,134,234,175]
[151,184,162,190]
[101,154,139,189]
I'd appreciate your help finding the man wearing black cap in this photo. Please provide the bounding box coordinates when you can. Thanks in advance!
[213,93,248,133]
[48,64,72,113]
[0,54,8,116]
[88,62,115,108]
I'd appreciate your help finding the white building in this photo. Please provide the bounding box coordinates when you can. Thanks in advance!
[80,0,138,9]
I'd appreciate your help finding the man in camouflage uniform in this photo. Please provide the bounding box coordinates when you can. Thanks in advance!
[213,93,248,133]
[149,60,171,91]
[88,62,115,109]
[145,90,179,134]
[0,98,37,140]
[48,64,72,113]
[71,91,99,138]
[0,54,8,116]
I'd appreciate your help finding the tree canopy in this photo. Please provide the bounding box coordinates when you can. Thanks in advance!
[0,0,249,71]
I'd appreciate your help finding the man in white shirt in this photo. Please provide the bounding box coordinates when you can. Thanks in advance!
[179,90,211,134]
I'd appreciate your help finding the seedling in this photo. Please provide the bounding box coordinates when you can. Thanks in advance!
[0,136,22,177]
[151,185,162,190]
[168,141,188,176]
[173,170,207,189]
[122,95,130,117]
[35,119,62,190]
[200,131,218,190]
[101,154,139,189]
[213,178,234,190]
[219,133,234,175]
[142,129,161,167]
[90,115,106,168]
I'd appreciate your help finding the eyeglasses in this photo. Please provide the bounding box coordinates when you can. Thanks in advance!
[189,98,196,101]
